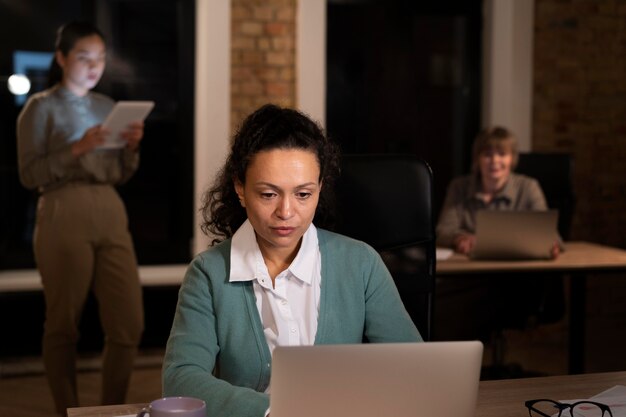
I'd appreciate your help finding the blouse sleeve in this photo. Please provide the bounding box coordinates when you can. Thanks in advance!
[17,97,79,190]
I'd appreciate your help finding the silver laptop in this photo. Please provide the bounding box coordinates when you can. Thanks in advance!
[471,210,559,260]
[270,341,484,417]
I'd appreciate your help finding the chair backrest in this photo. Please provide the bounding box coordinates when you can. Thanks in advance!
[516,152,576,239]
[334,154,436,340]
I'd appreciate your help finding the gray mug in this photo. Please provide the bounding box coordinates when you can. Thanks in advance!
[136,396,206,417]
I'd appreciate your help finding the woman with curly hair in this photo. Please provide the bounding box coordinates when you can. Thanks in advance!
[163,104,420,417]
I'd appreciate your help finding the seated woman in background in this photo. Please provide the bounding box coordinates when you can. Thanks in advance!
[162,104,421,417]
[436,126,559,257]
[434,126,561,343]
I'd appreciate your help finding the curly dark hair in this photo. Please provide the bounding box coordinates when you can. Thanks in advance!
[200,104,341,244]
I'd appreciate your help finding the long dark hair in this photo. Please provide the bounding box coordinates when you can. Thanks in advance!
[200,104,341,244]
[47,21,105,87]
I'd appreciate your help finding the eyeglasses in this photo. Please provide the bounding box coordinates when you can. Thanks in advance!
[525,399,613,417]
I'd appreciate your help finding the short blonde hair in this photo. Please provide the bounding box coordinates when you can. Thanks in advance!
[471,126,519,174]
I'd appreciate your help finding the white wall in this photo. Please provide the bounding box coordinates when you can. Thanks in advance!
[482,0,534,151]
[297,1,327,126]
[193,0,231,255]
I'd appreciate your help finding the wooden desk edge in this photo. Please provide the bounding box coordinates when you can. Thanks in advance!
[437,241,626,275]
[65,372,626,417]
[67,403,146,417]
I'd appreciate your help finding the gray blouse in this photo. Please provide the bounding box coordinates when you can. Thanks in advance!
[436,173,548,248]
[17,84,139,193]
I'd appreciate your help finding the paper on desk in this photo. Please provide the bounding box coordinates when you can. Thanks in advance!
[560,385,626,417]
[436,248,453,261]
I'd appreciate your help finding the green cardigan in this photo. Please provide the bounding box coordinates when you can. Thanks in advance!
[162,229,421,417]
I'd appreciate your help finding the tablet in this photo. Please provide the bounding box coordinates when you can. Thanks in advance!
[98,101,154,149]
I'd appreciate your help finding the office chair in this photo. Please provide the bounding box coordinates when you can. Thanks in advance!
[333,154,436,341]
[486,152,576,377]
[517,152,576,240]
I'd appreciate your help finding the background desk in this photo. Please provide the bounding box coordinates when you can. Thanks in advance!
[437,241,626,374]
[67,371,626,417]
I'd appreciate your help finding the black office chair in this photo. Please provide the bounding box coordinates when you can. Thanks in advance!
[333,154,436,341]
[485,152,576,377]
[517,152,576,240]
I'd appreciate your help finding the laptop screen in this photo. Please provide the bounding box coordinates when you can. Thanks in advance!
[471,210,559,260]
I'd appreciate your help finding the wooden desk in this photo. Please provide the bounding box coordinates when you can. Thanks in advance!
[67,371,626,417]
[438,242,626,275]
[67,403,145,417]
[476,370,626,417]
[437,241,626,374]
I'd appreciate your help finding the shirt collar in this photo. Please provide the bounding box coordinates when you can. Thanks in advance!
[229,219,318,285]
[470,173,515,204]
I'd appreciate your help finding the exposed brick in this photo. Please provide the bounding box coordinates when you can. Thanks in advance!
[232,5,252,20]
[266,51,292,66]
[257,37,272,51]
[231,37,255,51]
[256,67,280,81]
[240,21,264,36]
[534,0,626,248]
[265,81,291,97]
[265,22,290,36]
[272,36,294,51]
[230,0,296,135]
[240,50,264,65]
[253,5,274,21]
[276,7,295,22]
[279,67,294,81]
[239,81,264,96]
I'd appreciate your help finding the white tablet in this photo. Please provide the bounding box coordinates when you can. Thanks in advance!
[98,100,155,149]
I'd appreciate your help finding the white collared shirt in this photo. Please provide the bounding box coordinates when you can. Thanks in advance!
[230,219,321,358]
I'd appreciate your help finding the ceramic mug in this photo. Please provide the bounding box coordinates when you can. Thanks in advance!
[136,396,206,417]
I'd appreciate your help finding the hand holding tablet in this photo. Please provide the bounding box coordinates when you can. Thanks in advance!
[98,101,155,150]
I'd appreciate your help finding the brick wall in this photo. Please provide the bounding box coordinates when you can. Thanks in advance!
[231,0,296,134]
[534,0,626,371]
[533,0,626,248]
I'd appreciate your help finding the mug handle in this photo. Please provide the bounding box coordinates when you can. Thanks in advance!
[136,406,150,417]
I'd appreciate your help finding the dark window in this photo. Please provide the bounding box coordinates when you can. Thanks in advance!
[0,0,195,269]
[326,0,482,216]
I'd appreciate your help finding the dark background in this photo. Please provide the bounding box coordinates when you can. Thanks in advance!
[0,0,195,270]
[326,0,482,218]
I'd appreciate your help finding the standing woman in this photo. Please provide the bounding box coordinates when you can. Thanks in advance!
[16,21,144,414]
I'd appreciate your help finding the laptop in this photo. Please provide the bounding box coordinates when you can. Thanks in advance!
[471,210,559,260]
[270,341,484,417]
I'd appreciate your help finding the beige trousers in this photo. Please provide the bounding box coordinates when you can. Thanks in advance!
[34,184,144,414]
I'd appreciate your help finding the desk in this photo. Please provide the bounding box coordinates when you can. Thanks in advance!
[67,371,626,417]
[67,403,145,417]
[476,370,626,417]
[437,241,626,374]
